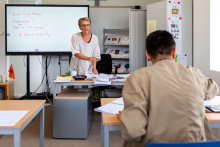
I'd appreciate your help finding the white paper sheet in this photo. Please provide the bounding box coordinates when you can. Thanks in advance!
[0,110,29,127]
[98,74,114,79]
[94,77,111,86]
[204,96,220,106]
[110,97,124,105]
[94,103,124,115]
[115,74,130,78]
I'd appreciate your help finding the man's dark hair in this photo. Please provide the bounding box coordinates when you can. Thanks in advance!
[146,30,176,59]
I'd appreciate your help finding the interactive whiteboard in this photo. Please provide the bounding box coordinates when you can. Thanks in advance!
[5,4,89,55]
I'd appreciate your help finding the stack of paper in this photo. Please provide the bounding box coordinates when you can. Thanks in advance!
[54,76,73,82]
[98,74,114,79]
[94,77,111,86]
[86,71,98,78]
[204,96,220,106]
[95,97,124,114]
[113,74,130,81]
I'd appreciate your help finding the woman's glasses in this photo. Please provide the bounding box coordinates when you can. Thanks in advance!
[81,24,90,27]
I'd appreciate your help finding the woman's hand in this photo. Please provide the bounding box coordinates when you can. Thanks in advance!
[92,69,98,74]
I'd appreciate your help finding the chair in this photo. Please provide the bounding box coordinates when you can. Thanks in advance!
[96,54,112,74]
[146,141,220,147]
[96,54,112,98]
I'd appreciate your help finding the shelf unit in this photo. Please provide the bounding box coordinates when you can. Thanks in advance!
[103,28,129,74]
[0,81,14,100]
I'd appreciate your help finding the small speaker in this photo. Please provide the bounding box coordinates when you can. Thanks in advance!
[0,87,4,100]
[134,5,141,9]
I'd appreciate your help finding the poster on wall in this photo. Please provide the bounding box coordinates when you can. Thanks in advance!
[167,0,187,65]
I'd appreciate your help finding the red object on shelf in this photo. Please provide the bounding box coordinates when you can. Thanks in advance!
[8,64,15,79]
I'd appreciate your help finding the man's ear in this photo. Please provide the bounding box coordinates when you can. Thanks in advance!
[172,47,176,60]
[146,51,152,62]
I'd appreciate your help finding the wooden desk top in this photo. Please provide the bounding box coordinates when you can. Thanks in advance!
[101,98,121,126]
[101,98,220,126]
[0,100,45,128]
[205,113,220,122]
[0,80,14,85]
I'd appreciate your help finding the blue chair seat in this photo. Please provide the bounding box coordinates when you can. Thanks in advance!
[146,140,220,147]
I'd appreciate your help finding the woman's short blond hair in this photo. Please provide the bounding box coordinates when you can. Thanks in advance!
[78,17,91,26]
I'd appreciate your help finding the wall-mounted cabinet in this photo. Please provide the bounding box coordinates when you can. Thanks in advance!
[103,28,130,74]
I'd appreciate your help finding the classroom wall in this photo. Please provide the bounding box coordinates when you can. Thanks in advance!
[0,1,6,80]
[193,0,220,91]
[0,0,163,97]
[193,0,220,138]
[2,0,219,98]
[42,0,163,8]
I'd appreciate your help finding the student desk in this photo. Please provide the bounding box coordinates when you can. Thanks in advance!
[0,100,45,147]
[101,98,220,147]
[53,79,125,99]
[205,113,220,128]
[101,98,120,147]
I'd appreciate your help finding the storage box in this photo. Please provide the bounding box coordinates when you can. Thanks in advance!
[53,88,92,139]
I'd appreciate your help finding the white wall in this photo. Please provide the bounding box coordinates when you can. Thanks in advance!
[193,0,220,91]
[0,1,7,80]
[193,0,220,138]
[42,0,162,9]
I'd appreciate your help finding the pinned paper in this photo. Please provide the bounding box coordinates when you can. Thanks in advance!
[8,64,15,79]
[147,20,157,36]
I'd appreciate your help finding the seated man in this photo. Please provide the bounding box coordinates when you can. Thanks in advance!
[118,30,219,147]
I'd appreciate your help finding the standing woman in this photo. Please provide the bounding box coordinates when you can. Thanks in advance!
[69,17,101,75]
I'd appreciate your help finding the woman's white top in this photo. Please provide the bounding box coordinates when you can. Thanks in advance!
[69,32,101,75]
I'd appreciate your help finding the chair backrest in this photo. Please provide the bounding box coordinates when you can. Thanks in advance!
[146,141,220,147]
[96,54,112,74]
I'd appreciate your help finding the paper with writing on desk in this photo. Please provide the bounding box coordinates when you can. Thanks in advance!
[95,103,124,115]
[115,74,130,78]
[94,78,111,86]
[98,73,114,79]
[86,71,98,78]
[0,110,29,127]
[95,97,124,114]
[204,96,220,106]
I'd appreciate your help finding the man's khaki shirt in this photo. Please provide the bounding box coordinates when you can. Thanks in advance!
[121,59,219,147]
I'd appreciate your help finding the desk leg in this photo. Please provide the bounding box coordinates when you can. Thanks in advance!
[40,106,45,147]
[53,84,56,99]
[101,114,109,147]
[14,129,21,147]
